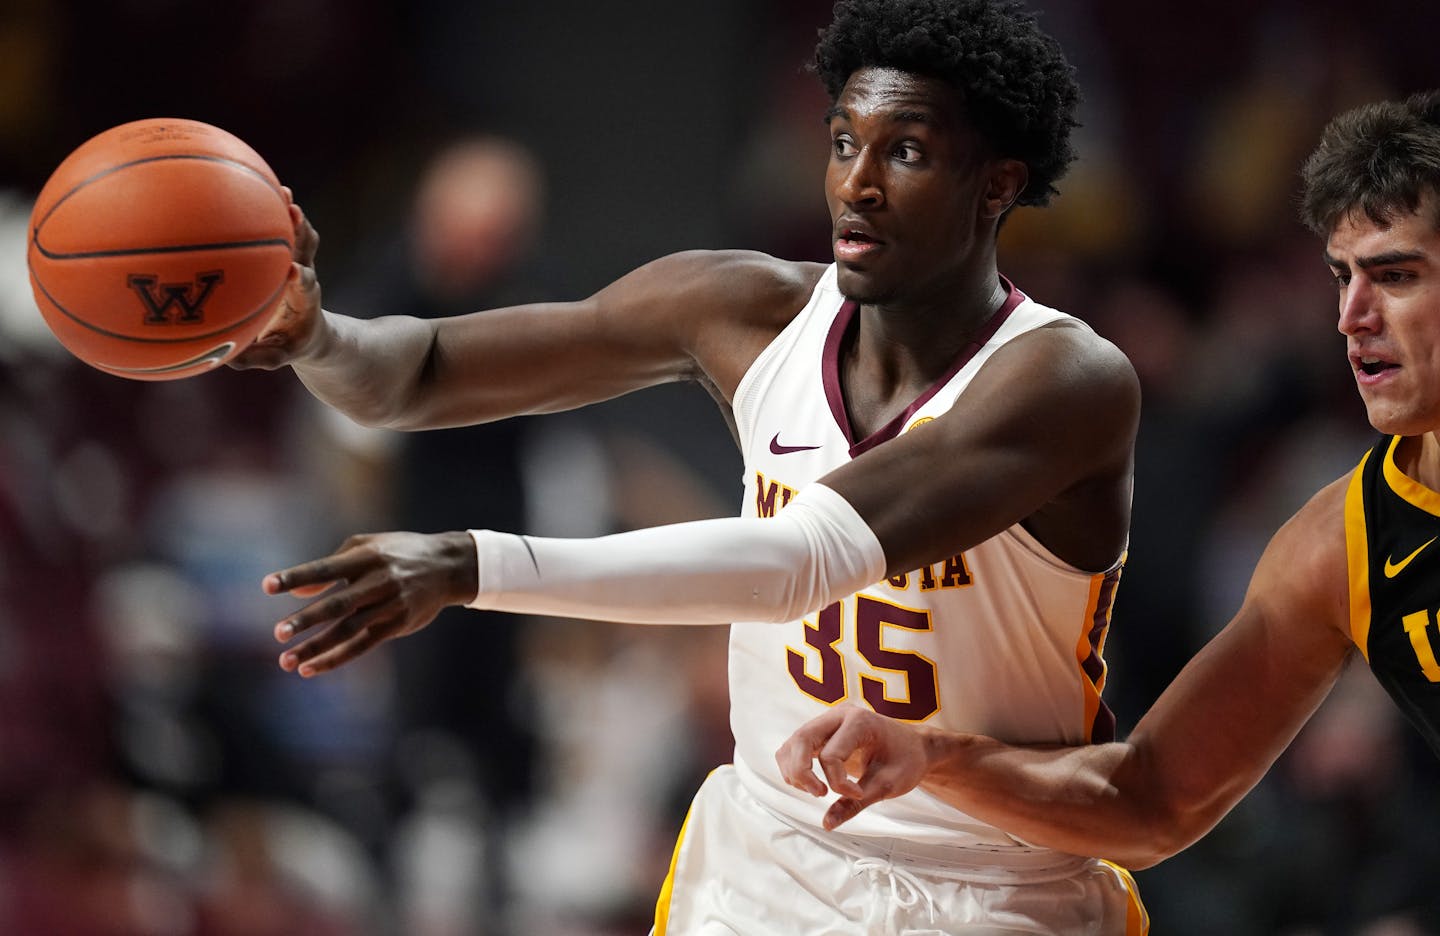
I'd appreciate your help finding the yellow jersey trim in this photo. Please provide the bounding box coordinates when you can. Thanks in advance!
[1381,434,1440,517]
[1345,449,1372,659]
[1099,859,1151,934]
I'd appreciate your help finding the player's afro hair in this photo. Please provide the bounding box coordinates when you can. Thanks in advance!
[813,0,1080,208]
[1300,90,1440,235]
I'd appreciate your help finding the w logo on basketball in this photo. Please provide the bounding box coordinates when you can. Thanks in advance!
[127,271,224,325]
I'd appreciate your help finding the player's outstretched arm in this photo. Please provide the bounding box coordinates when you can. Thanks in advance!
[230,199,816,431]
[262,304,1141,675]
[777,480,1356,869]
[266,483,887,676]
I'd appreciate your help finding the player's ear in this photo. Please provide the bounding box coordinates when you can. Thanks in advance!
[980,158,1028,220]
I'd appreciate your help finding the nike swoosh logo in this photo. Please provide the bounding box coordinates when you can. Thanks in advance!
[769,433,822,455]
[1384,536,1437,578]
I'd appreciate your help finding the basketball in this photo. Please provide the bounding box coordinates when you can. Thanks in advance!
[27,118,293,380]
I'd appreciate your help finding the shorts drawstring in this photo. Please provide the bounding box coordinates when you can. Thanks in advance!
[854,855,938,931]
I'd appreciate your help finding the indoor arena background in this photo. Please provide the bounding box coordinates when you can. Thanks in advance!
[3,1,1440,933]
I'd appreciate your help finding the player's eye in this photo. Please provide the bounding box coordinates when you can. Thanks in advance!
[893,142,923,163]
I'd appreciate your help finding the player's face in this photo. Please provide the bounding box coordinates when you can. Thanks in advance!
[1329,201,1440,436]
[824,67,1009,307]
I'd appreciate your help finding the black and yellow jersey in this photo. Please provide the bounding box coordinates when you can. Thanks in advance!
[1345,434,1440,757]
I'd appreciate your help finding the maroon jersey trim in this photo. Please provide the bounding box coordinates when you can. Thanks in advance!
[821,277,1028,457]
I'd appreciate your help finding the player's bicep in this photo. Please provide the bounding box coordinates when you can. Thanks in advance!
[400,251,783,427]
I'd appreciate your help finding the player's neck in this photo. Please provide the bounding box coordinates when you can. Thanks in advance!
[840,274,1007,438]
[854,272,1007,376]
[1397,433,1440,491]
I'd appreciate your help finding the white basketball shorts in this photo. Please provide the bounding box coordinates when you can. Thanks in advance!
[651,765,1148,936]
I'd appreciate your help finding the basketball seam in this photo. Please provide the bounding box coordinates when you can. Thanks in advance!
[30,153,287,250]
[31,236,292,261]
[98,342,237,374]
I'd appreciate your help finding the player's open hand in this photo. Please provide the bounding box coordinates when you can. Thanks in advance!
[230,192,324,370]
[264,530,478,677]
[775,704,931,830]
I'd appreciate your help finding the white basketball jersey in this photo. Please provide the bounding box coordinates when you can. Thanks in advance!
[728,264,1123,848]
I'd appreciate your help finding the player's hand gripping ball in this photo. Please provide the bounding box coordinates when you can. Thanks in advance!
[27,118,293,380]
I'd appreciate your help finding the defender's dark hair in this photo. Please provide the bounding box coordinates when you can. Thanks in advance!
[812,0,1080,208]
[1300,90,1440,235]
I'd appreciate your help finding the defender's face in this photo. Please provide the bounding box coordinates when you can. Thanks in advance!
[1329,202,1440,436]
[824,67,998,306]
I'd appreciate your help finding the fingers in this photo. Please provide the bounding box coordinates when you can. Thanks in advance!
[287,581,337,599]
[824,797,866,831]
[816,721,868,800]
[279,602,393,677]
[264,533,446,677]
[264,566,337,598]
[295,212,320,266]
[273,584,360,642]
[776,708,846,797]
[265,542,375,644]
[264,542,367,599]
[227,264,314,371]
[777,705,925,831]
[229,196,321,371]
[281,188,320,266]
[817,765,901,831]
[776,707,866,800]
[293,259,320,302]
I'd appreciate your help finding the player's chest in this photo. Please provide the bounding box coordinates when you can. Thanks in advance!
[1367,510,1440,688]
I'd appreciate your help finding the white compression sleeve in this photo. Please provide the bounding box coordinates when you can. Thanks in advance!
[465,483,886,624]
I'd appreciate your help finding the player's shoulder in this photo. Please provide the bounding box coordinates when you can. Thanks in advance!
[1035,313,1138,385]
[644,249,828,324]
[655,248,824,283]
[604,250,828,398]
[1253,472,1353,635]
[983,308,1140,420]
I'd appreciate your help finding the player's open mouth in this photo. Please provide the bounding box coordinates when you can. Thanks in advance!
[1357,356,1395,376]
[835,228,883,262]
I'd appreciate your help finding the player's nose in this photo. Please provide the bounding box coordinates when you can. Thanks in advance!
[1337,278,1379,336]
[834,151,884,209]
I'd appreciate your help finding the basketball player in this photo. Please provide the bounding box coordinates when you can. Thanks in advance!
[776,89,1440,875]
[240,1,1149,931]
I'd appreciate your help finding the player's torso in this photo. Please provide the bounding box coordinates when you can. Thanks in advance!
[726,265,1123,846]
[1346,434,1440,757]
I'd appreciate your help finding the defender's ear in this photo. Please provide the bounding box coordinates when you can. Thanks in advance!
[981,158,1029,220]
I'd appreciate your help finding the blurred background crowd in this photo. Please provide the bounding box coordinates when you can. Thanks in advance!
[4,1,1440,933]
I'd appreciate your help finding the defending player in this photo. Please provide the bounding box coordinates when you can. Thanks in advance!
[242,1,1148,931]
[776,89,1440,876]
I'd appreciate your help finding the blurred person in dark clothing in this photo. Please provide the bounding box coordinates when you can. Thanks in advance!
[327,138,546,919]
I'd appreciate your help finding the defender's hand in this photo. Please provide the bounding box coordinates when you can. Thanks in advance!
[265,530,479,676]
[230,194,324,370]
[775,704,930,830]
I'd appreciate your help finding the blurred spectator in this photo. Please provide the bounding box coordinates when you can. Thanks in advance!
[329,135,549,933]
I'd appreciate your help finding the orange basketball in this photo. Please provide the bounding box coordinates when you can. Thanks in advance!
[27,118,293,380]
